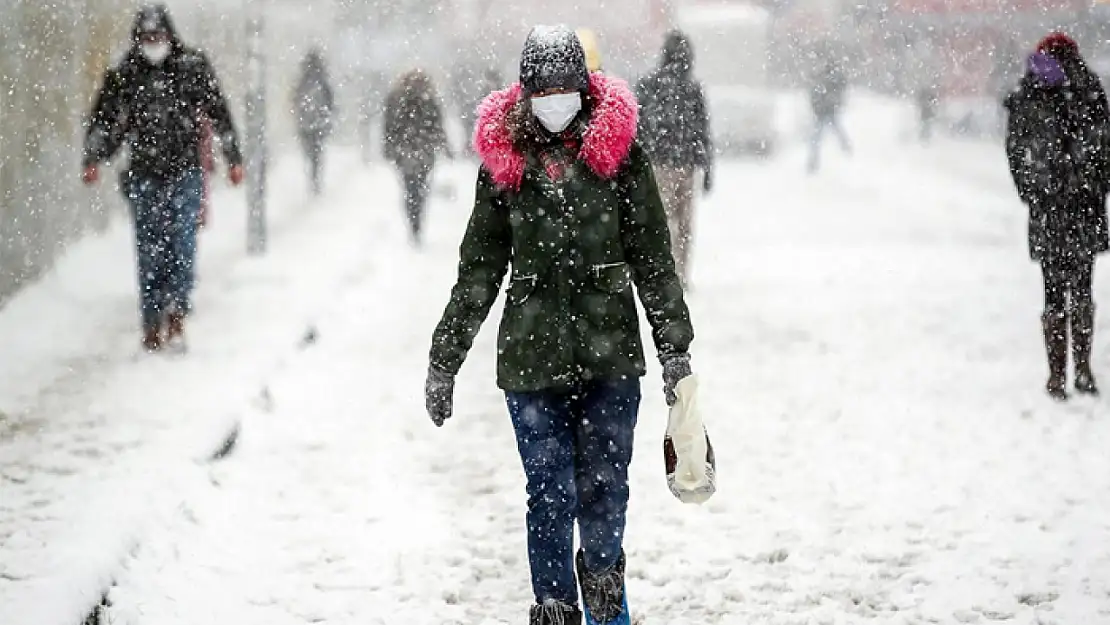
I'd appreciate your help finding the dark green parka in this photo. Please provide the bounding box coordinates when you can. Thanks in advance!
[429,73,693,392]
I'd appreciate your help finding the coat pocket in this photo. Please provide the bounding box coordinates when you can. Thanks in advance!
[507,273,539,305]
[590,262,632,294]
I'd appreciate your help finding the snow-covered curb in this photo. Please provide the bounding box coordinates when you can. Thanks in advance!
[0,149,399,625]
[2,411,243,625]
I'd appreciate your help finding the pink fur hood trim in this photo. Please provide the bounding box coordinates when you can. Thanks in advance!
[472,72,639,191]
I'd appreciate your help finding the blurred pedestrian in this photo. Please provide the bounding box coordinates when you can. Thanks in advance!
[1004,32,1110,399]
[382,69,451,246]
[913,37,943,143]
[82,3,243,353]
[451,61,478,156]
[457,64,504,158]
[292,48,335,196]
[425,25,695,625]
[807,42,851,173]
[635,30,713,289]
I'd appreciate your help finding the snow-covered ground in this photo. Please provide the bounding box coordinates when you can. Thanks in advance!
[5,94,1110,625]
[0,149,412,625]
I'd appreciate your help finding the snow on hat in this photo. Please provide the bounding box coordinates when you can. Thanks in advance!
[134,4,174,39]
[1037,32,1078,55]
[1028,51,1066,87]
[661,30,694,71]
[519,25,590,96]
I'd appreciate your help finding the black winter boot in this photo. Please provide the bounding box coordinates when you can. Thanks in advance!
[1043,310,1069,401]
[1072,303,1099,395]
[529,600,582,625]
[576,550,627,624]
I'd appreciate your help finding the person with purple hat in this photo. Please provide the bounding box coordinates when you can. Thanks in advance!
[1004,32,1110,400]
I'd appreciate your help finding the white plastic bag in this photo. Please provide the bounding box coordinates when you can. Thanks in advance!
[663,375,717,504]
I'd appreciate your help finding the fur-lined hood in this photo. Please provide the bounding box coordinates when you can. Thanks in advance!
[473,72,638,191]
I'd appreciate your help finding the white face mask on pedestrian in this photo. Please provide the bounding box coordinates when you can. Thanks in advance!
[141,41,171,65]
[531,92,582,134]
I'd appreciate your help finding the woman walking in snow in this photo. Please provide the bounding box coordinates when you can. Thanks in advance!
[1004,33,1110,399]
[425,25,695,625]
[382,69,451,246]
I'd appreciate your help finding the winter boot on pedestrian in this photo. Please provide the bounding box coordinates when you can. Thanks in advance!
[1042,310,1069,400]
[142,326,162,352]
[1072,303,1099,395]
[165,309,187,352]
[577,550,630,625]
[529,600,582,625]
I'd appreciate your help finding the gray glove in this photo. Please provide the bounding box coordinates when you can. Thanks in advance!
[662,353,693,407]
[425,365,455,427]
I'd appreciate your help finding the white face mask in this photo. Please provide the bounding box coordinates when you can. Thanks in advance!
[531,92,582,134]
[141,41,171,65]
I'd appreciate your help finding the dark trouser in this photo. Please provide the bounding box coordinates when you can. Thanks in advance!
[300,133,325,195]
[1041,255,1097,391]
[125,169,203,333]
[1042,256,1094,314]
[505,378,640,606]
[401,165,431,243]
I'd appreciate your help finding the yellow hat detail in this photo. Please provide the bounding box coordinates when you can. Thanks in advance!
[576,28,603,72]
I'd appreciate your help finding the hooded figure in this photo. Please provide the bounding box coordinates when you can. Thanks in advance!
[293,48,335,195]
[425,24,694,625]
[1004,32,1110,399]
[382,69,451,245]
[82,3,243,353]
[635,30,713,288]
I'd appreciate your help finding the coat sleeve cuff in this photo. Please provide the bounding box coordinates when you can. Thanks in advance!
[659,351,690,366]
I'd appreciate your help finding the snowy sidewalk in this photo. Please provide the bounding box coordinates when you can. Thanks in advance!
[98,120,1110,625]
[0,149,410,625]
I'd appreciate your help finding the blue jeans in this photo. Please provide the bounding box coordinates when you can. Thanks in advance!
[807,114,852,172]
[505,378,641,605]
[125,169,203,332]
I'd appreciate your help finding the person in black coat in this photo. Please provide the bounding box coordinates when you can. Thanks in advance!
[82,3,243,352]
[293,48,335,196]
[382,69,451,246]
[635,30,713,288]
[1004,32,1110,399]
